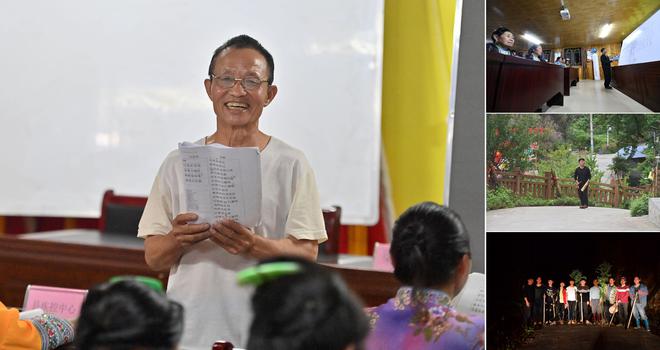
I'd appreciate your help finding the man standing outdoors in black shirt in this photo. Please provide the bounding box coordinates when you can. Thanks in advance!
[574,158,592,209]
[600,48,613,89]
[523,278,535,328]
[534,277,545,326]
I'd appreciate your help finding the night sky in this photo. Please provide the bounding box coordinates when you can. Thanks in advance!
[487,232,660,340]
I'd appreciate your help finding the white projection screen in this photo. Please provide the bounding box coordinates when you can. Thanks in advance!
[0,0,384,225]
[619,9,660,66]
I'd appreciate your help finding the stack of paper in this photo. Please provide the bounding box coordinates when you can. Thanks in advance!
[178,142,262,228]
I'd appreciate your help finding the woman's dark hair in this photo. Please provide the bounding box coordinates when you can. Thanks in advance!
[491,27,512,43]
[248,257,369,350]
[528,44,541,56]
[75,280,184,350]
[208,34,275,85]
[390,202,470,287]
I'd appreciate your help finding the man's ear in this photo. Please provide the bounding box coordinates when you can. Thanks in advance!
[204,79,213,99]
[265,85,278,106]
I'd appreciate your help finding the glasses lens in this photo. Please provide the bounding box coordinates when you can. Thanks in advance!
[215,76,236,89]
[242,78,262,90]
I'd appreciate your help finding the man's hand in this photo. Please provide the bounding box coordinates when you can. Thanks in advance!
[170,213,211,247]
[525,300,530,308]
[144,213,210,272]
[209,219,255,255]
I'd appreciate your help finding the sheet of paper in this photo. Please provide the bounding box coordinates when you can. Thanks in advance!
[451,272,485,315]
[178,142,261,228]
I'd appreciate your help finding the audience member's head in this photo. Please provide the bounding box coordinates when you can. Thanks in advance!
[579,279,587,286]
[75,280,183,350]
[389,202,471,296]
[491,27,515,48]
[245,257,369,350]
[528,44,543,57]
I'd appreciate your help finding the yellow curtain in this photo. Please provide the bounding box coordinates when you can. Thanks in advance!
[382,0,457,215]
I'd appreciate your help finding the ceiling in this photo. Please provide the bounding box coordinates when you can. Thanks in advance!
[487,0,660,50]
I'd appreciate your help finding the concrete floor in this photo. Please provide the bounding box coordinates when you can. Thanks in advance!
[546,80,652,113]
[519,324,660,350]
[487,206,659,232]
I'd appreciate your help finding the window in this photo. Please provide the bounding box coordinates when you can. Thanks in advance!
[542,49,552,62]
[563,48,582,66]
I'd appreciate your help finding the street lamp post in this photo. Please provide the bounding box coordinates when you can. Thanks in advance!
[590,114,594,155]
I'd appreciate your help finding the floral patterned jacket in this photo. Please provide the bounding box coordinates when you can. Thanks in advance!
[365,287,484,350]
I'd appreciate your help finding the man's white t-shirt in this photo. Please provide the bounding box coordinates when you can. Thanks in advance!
[138,136,327,350]
[566,286,577,301]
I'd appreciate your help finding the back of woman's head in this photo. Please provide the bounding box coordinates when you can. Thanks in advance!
[390,201,471,287]
[528,44,540,55]
[247,257,369,350]
[75,280,183,350]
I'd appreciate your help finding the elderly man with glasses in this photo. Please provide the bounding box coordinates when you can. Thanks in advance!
[137,35,327,349]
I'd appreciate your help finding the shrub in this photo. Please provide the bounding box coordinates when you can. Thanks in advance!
[487,187,517,210]
[630,193,650,217]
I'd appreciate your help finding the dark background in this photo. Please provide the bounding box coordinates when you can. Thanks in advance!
[487,232,660,348]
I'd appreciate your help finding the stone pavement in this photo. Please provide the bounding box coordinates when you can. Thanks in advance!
[487,206,659,231]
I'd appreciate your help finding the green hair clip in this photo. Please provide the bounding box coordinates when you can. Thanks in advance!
[109,275,164,293]
[237,262,302,286]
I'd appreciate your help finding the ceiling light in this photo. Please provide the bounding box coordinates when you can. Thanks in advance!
[599,23,613,38]
[521,32,543,45]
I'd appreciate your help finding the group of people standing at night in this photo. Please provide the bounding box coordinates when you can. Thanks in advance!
[522,276,651,331]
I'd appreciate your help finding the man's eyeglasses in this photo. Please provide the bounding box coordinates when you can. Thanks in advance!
[210,74,269,91]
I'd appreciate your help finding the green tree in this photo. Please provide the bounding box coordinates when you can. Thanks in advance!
[487,114,548,173]
[569,270,586,285]
[566,116,591,151]
[595,262,613,299]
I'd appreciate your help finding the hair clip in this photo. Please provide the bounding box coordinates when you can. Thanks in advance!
[109,275,164,293]
[237,262,301,286]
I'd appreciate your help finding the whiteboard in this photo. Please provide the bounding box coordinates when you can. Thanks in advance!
[0,0,383,225]
[619,9,660,66]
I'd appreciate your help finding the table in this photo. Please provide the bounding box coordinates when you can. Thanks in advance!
[563,67,579,96]
[612,60,660,111]
[0,230,399,308]
[487,52,564,112]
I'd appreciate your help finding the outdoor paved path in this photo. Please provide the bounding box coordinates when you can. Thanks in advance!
[595,153,616,183]
[519,324,660,350]
[487,206,659,231]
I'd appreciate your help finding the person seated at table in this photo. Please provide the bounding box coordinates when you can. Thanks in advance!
[0,301,74,350]
[75,280,183,350]
[242,257,369,350]
[487,27,515,55]
[554,56,567,67]
[365,202,484,350]
[525,44,546,62]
